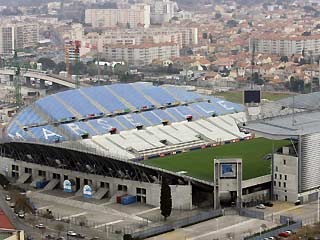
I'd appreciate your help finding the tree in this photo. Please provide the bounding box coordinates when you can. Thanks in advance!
[9,190,34,213]
[38,57,56,71]
[260,223,267,233]
[54,223,65,237]
[54,61,66,74]
[160,178,172,221]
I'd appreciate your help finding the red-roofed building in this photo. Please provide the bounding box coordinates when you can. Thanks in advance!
[0,209,15,230]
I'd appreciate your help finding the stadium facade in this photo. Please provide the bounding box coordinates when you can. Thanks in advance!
[243,94,320,204]
[0,82,279,209]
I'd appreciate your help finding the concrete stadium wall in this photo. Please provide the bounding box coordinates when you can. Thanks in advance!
[0,157,192,210]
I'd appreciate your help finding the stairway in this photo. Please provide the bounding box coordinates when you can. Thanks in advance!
[17,173,31,184]
[43,179,60,191]
[93,188,109,200]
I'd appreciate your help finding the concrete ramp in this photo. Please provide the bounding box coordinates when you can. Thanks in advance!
[17,173,31,184]
[93,188,109,200]
[43,179,60,191]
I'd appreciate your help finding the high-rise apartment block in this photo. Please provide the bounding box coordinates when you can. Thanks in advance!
[0,22,39,56]
[250,33,320,56]
[85,4,151,28]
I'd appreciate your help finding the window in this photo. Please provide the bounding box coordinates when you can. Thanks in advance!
[275,166,278,172]
[274,181,276,186]
[285,196,287,201]
[284,182,286,188]
[274,174,277,179]
[280,174,282,180]
[283,160,286,165]
[279,182,281,187]
[285,175,287,181]
[118,184,127,191]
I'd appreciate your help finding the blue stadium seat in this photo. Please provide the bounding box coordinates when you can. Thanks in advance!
[152,109,176,122]
[164,87,202,102]
[108,84,153,109]
[36,95,74,121]
[7,122,30,140]
[87,117,126,134]
[165,108,185,121]
[28,125,65,143]
[15,107,45,126]
[60,122,97,139]
[115,115,136,129]
[57,90,102,117]
[141,111,162,125]
[138,85,178,105]
[209,97,244,112]
[82,86,127,113]
[175,106,201,119]
[130,113,152,127]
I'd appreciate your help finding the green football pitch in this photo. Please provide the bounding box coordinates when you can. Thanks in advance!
[142,138,290,182]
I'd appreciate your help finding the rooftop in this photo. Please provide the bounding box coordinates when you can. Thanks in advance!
[0,209,15,230]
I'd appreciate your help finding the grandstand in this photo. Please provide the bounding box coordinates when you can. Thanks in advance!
[3,82,250,160]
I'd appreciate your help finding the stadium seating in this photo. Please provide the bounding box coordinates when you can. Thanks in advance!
[57,90,102,117]
[5,83,250,156]
[108,84,154,109]
[15,107,45,126]
[164,86,202,102]
[36,95,75,120]
[82,86,127,113]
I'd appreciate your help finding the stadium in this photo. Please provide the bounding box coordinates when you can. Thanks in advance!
[0,82,299,209]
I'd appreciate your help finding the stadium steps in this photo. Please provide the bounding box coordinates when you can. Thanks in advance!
[17,173,31,184]
[79,89,110,114]
[161,87,185,103]
[103,136,141,157]
[132,131,159,148]
[163,109,180,122]
[104,86,136,111]
[130,83,161,107]
[138,113,154,126]
[157,127,182,143]
[183,123,214,143]
[93,188,109,200]
[113,117,130,130]
[206,117,241,139]
[53,95,81,118]
[43,179,60,191]
[139,139,207,156]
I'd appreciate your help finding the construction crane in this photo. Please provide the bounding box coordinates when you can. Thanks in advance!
[13,50,22,108]
[74,41,81,88]
[250,38,256,90]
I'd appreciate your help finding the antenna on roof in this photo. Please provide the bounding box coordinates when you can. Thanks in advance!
[292,93,295,126]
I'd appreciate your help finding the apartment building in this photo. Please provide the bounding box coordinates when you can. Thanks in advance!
[0,22,39,56]
[85,4,150,28]
[149,0,178,24]
[84,27,198,52]
[103,42,179,65]
[250,33,320,56]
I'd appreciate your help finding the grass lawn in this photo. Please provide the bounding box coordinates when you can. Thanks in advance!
[215,91,293,104]
[142,138,290,182]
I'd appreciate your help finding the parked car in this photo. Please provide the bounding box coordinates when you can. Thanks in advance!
[35,223,46,229]
[45,234,55,239]
[278,230,293,237]
[18,211,25,219]
[90,237,99,240]
[295,200,301,206]
[264,202,274,207]
[76,233,85,238]
[5,195,11,201]
[67,231,77,237]
[56,237,65,240]
[256,204,266,209]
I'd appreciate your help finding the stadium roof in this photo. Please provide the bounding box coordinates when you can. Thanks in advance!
[243,110,320,139]
[275,91,320,111]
